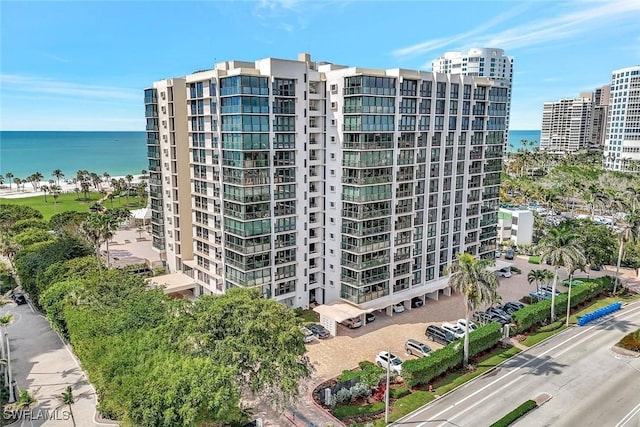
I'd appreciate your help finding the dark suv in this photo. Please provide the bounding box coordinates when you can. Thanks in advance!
[425,325,455,345]
[11,293,27,305]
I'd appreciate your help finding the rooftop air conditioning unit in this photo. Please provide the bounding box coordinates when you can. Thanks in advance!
[160,92,166,100]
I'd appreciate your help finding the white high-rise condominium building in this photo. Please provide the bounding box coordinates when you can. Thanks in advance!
[540,97,593,153]
[145,53,506,314]
[432,48,513,150]
[604,66,640,172]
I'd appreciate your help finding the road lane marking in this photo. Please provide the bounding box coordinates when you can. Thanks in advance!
[397,303,640,425]
[615,401,640,427]
[434,330,600,427]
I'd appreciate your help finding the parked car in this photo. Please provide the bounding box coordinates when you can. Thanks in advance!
[495,249,502,258]
[441,322,465,339]
[473,311,494,324]
[540,285,561,295]
[392,303,405,313]
[590,264,602,271]
[299,326,315,343]
[307,324,330,339]
[405,339,432,357]
[340,317,363,329]
[411,297,424,308]
[365,312,376,323]
[375,351,403,374]
[457,318,478,332]
[425,325,455,345]
[494,268,512,278]
[486,306,512,323]
[503,301,525,314]
[11,293,27,305]
[530,290,553,301]
[504,248,515,260]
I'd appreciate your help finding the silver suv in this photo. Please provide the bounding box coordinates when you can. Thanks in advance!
[405,339,431,357]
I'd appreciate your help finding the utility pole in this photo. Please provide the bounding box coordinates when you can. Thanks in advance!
[384,349,390,424]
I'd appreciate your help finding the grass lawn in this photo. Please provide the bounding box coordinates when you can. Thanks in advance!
[1,192,146,221]
[522,324,568,347]
[569,293,640,324]
[296,309,318,324]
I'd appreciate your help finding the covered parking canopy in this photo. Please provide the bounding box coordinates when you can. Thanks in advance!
[147,272,196,294]
[313,301,373,323]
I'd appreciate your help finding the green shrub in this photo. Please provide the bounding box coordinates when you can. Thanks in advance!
[512,278,612,333]
[490,399,537,427]
[510,266,522,274]
[528,256,541,264]
[331,401,385,419]
[358,360,385,388]
[338,369,360,382]
[390,386,410,399]
[402,323,503,387]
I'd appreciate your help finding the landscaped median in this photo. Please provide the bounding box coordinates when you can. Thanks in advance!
[489,399,537,427]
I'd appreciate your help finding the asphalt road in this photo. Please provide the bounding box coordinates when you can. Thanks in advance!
[393,300,640,427]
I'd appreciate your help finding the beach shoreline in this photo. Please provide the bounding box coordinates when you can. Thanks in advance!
[0,174,147,199]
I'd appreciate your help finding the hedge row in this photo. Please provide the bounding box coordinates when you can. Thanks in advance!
[511,277,612,333]
[402,322,503,387]
[489,399,537,427]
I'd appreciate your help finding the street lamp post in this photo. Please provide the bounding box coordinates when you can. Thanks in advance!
[7,334,14,403]
[566,273,573,327]
[384,348,390,424]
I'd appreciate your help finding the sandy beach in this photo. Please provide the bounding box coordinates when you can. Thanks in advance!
[0,174,147,199]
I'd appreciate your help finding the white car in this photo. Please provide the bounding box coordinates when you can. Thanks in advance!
[375,351,403,375]
[457,319,478,333]
[299,326,314,343]
[495,249,501,258]
[494,268,512,278]
[392,303,405,313]
[441,322,465,339]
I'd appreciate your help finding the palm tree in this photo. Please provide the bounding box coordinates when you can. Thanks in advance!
[0,175,4,188]
[527,269,546,293]
[125,174,134,205]
[5,172,14,190]
[613,210,640,294]
[41,185,50,203]
[52,169,64,186]
[50,185,61,204]
[107,192,115,208]
[536,227,586,320]
[74,187,81,201]
[9,389,38,426]
[58,386,76,427]
[80,181,91,201]
[445,253,500,367]
[32,171,43,190]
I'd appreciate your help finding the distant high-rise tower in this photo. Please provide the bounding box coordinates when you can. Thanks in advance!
[589,85,610,148]
[432,48,513,150]
[540,97,593,153]
[604,66,640,172]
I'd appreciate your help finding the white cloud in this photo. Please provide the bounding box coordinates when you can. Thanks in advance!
[392,3,531,58]
[0,74,140,102]
[392,0,640,60]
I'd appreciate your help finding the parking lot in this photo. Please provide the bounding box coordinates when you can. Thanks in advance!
[305,255,614,380]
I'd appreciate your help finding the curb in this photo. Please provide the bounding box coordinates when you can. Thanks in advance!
[309,377,346,427]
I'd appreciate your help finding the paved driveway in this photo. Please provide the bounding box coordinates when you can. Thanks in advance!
[305,255,619,380]
[1,301,114,426]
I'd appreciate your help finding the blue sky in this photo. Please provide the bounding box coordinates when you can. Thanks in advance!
[1,0,639,131]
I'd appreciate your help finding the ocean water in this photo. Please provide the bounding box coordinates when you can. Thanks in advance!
[0,129,540,180]
[507,130,541,152]
[0,131,147,179]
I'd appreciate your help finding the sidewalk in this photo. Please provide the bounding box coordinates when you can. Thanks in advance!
[1,301,115,426]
